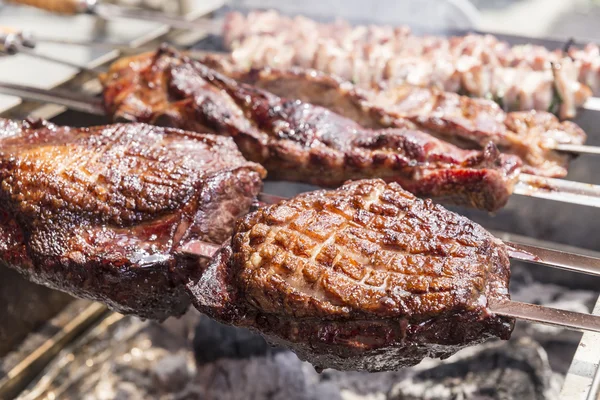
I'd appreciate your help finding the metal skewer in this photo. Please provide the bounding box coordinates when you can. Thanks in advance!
[552,143,600,156]
[489,301,600,333]
[0,82,104,115]
[4,0,222,32]
[2,47,105,74]
[0,31,105,74]
[1,81,600,209]
[505,241,600,277]
[514,174,600,208]
[0,26,167,54]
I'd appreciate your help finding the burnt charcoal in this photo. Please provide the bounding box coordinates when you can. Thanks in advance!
[193,315,282,364]
[187,179,515,371]
[102,46,522,211]
[387,338,558,400]
[0,118,266,320]
[16,314,561,400]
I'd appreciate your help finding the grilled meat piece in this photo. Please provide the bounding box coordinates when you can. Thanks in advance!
[0,118,266,320]
[222,11,592,119]
[102,47,522,212]
[205,59,586,178]
[186,179,514,372]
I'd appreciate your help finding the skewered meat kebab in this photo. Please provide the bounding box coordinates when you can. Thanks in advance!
[101,47,522,212]
[222,10,592,119]
[0,29,588,178]
[0,21,594,173]
[1,47,599,210]
[186,178,514,371]
[1,118,599,372]
[202,55,586,178]
[101,47,600,210]
[0,118,266,320]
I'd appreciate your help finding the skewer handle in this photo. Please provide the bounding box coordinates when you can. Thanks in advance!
[4,0,94,14]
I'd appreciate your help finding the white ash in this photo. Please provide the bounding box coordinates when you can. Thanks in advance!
[17,268,596,400]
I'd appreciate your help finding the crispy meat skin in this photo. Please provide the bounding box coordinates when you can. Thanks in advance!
[186,180,514,371]
[208,61,585,178]
[102,47,521,212]
[0,118,265,320]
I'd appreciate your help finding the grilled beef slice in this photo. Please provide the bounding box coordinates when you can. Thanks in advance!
[102,47,522,212]
[207,60,585,178]
[186,179,514,371]
[0,118,266,320]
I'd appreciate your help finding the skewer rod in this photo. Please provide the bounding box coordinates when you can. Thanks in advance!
[15,46,105,74]
[490,300,600,333]
[0,81,105,115]
[552,143,600,156]
[514,178,600,208]
[506,241,600,277]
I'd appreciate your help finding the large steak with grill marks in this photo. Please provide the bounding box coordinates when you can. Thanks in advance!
[186,179,514,371]
[0,118,266,320]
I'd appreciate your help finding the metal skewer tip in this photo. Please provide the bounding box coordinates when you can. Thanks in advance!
[515,174,600,208]
[552,143,600,156]
[490,300,600,333]
[506,241,600,277]
[177,240,220,260]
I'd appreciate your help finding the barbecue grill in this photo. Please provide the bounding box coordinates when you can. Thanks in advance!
[0,1,600,399]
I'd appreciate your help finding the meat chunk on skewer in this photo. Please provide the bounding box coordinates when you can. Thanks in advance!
[187,179,515,372]
[0,118,266,320]
[221,10,593,119]
[102,47,522,212]
[207,60,585,178]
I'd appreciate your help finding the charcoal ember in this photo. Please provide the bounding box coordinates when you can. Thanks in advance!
[151,353,193,392]
[508,272,595,374]
[188,352,342,400]
[193,316,283,364]
[387,338,558,400]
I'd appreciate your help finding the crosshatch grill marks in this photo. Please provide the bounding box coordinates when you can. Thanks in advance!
[0,118,267,320]
[232,179,502,319]
[207,179,513,371]
[0,122,226,226]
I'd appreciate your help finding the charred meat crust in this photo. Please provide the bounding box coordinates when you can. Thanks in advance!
[0,118,265,320]
[186,179,514,371]
[102,46,522,212]
[208,61,585,178]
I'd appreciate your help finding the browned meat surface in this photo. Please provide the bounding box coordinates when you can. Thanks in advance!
[222,10,592,119]
[187,179,514,371]
[0,118,265,320]
[102,47,522,212]
[206,60,585,178]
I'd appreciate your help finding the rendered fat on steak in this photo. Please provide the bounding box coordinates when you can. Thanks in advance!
[186,179,515,372]
[0,118,265,320]
[206,59,585,178]
[102,47,522,212]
